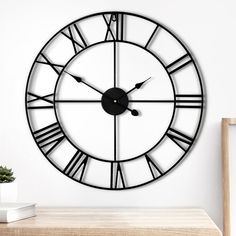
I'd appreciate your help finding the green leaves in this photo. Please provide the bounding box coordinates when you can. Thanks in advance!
[0,166,15,183]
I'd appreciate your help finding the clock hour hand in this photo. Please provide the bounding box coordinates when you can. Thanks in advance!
[126,77,151,96]
[64,71,139,116]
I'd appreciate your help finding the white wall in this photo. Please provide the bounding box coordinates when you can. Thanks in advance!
[1,0,236,230]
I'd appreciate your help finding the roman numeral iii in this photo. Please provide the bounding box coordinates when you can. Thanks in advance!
[33,122,64,155]
[175,94,203,109]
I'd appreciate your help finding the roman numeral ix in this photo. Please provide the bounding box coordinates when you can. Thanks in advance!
[33,122,64,155]
[63,151,89,181]
[27,92,54,109]
[61,24,87,54]
[103,13,124,41]
[167,128,193,151]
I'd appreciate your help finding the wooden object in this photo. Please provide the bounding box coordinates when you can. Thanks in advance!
[222,118,236,236]
[0,208,221,236]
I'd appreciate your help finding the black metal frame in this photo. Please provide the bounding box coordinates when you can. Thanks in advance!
[25,11,205,190]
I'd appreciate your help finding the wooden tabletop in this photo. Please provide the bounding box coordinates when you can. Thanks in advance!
[0,208,222,236]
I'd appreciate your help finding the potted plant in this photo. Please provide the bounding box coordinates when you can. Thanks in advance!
[0,166,17,202]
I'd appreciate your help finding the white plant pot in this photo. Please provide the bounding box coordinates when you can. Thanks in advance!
[0,182,17,202]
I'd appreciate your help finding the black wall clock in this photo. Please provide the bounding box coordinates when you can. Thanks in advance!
[25,11,204,190]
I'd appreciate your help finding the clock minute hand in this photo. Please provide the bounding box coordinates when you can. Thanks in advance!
[64,71,104,95]
[64,71,139,116]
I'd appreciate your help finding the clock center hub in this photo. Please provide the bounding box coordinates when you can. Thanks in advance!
[101,87,128,115]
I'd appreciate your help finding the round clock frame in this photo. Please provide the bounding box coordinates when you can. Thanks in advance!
[25,11,205,190]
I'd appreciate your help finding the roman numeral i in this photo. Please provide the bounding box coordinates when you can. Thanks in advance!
[166,54,192,74]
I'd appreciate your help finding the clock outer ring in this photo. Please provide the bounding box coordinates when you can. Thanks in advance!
[25,11,205,190]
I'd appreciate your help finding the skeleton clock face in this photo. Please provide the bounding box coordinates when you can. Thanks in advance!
[26,12,204,190]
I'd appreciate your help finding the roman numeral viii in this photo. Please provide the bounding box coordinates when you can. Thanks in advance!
[167,128,193,151]
[33,122,64,155]
[103,13,124,41]
[61,24,87,54]
[175,94,203,109]
[110,162,126,189]
[27,92,54,109]
[63,151,89,181]
[166,54,192,74]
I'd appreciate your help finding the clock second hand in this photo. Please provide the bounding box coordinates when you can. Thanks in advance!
[64,71,139,116]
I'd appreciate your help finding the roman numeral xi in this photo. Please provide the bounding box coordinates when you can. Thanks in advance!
[61,24,87,54]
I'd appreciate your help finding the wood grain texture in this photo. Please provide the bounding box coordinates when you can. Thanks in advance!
[222,118,236,236]
[0,208,221,236]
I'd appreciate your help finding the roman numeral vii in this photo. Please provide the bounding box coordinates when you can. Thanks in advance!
[63,151,89,181]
